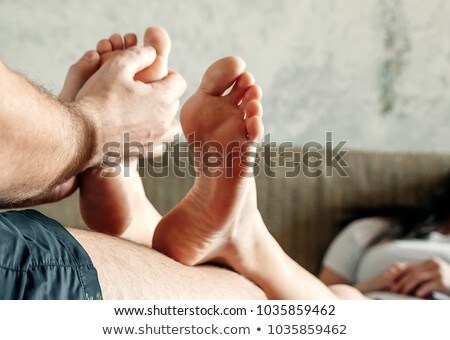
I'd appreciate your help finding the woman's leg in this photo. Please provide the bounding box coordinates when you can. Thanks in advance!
[152,56,366,300]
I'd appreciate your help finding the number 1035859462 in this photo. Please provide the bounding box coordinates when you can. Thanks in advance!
[266,324,347,335]
[256,304,336,316]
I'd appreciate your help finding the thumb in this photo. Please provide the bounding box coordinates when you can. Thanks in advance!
[109,46,157,79]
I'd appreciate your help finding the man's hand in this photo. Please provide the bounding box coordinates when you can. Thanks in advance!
[0,31,186,205]
[74,46,186,168]
[391,258,450,298]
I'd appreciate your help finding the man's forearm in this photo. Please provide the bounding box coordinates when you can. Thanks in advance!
[0,43,187,204]
[0,62,95,204]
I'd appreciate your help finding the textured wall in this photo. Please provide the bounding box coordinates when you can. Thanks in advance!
[0,0,449,152]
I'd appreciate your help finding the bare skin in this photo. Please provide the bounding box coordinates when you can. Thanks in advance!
[98,27,171,83]
[153,56,265,270]
[79,29,171,246]
[0,27,186,206]
[321,258,450,298]
[58,42,264,300]
[320,264,407,294]
[152,57,365,300]
[69,227,265,299]
[62,39,363,299]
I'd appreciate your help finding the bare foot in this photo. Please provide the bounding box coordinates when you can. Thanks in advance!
[152,58,339,301]
[59,50,100,103]
[153,56,267,272]
[79,159,161,247]
[79,30,170,247]
[97,27,170,82]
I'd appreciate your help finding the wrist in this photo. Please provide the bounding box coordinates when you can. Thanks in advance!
[66,99,101,170]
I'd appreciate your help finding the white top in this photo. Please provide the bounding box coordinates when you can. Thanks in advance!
[323,217,450,284]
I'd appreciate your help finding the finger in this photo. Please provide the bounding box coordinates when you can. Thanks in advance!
[386,265,406,282]
[409,259,439,272]
[415,280,439,298]
[152,69,187,102]
[109,46,157,78]
[402,272,434,294]
[395,262,431,284]
[393,271,433,294]
[393,262,408,270]
[59,50,100,102]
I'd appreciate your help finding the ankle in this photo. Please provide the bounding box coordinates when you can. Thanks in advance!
[231,214,289,284]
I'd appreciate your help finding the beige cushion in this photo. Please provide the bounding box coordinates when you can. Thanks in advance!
[32,150,450,274]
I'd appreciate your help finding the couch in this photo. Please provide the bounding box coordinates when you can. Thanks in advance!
[32,149,450,275]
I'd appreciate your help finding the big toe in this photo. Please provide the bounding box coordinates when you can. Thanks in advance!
[144,26,171,57]
[59,50,100,102]
[200,56,246,96]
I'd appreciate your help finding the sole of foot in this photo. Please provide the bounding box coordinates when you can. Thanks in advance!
[153,56,267,272]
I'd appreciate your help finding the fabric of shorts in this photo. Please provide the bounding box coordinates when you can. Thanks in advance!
[0,209,102,300]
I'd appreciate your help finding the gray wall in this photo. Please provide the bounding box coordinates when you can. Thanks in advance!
[0,0,449,152]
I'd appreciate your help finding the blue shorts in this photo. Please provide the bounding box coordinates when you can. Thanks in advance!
[0,209,102,300]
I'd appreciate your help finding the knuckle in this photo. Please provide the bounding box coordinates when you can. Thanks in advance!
[108,58,130,73]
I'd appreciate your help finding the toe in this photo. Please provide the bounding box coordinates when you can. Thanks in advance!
[144,26,171,57]
[245,101,264,142]
[124,33,138,48]
[239,84,262,110]
[227,71,255,104]
[110,33,124,50]
[245,99,263,118]
[59,50,100,102]
[200,56,246,96]
[97,39,113,54]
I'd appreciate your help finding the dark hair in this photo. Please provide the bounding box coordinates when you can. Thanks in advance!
[346,173,450,246]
